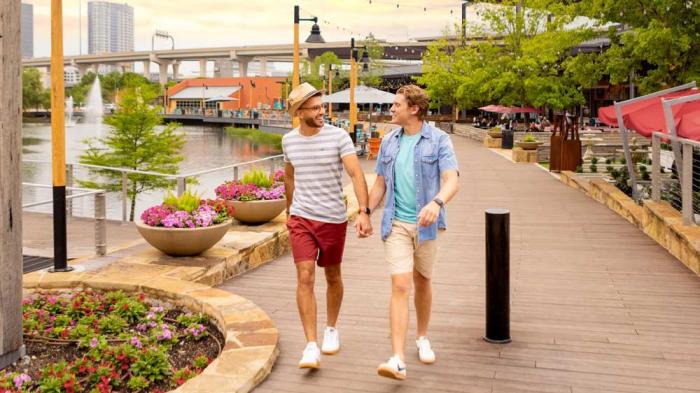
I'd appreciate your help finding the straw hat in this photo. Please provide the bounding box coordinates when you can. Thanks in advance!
[287,82,322,116]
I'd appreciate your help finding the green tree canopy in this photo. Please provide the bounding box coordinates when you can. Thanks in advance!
[22,68,50,111]
[574,0,699,93]
[78,82,184,221]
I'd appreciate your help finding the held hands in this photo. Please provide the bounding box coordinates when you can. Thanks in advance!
[417,201,441,227]
[354,213,373,238]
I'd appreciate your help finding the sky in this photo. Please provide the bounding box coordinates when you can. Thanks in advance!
[26,0,474,58]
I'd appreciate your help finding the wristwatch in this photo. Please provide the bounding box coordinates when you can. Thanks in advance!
[432,197,444,208]
[359,207,371,215]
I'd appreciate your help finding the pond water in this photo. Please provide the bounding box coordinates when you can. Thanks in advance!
[21,121,281,220]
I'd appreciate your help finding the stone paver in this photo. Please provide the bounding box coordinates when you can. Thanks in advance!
[219,135,700,393]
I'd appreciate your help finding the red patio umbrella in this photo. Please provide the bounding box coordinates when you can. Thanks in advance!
[677,106,700,140]
[502,107,541,114]
[624,97,700,138]
[597,89,698,129]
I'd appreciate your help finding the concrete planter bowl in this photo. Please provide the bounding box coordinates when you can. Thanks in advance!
[488,129,503,138]
[231,199,286,224]
[515,141,543,150]
[136,219,232,256]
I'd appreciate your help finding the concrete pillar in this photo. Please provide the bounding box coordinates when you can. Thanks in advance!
[199,59,208,78]
[77,63,92,77]
[142,60,150,78]
[172,62,180,80]
[158,61,171,86]
[238,60,249,77]
[259,58,267,76]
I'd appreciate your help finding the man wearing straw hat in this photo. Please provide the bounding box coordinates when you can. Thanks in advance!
[283,82,373,369]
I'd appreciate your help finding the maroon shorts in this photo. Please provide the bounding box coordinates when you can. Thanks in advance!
[287,215,348,267]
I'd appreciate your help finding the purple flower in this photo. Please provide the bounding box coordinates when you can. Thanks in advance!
[130,336,143,349]
[151,306,164,313]
[136,323,147,332]
[146,312,156,320]
[13,373,31,390]
[156,324,173,341]
[89,337,98,348]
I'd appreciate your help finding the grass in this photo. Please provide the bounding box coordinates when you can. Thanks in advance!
[538,162,550,170]
[225,127,282,150]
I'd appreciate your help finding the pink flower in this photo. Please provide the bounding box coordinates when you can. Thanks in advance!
[89,337,98,348]
[130,336,143,349]
[13,373,31,390]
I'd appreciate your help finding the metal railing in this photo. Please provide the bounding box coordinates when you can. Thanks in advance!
[650,132,700,226]
[23,154,284,223]
[22,183,107,256]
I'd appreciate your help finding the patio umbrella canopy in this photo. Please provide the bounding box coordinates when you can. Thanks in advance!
[322,85,395,104]
[479,105,540,114]
[597,88,700,139]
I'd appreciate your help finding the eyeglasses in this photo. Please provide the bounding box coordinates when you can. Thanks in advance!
[299,105,324,112]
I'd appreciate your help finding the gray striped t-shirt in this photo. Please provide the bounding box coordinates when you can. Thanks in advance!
[282,124,355,223]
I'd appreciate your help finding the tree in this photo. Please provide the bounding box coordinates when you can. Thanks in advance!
[67,71,160,106]
[22,68,50,111]
[419,1,597,112]
[302,51,343,90]
[416,35,465,120]
[574,0,699,94]
[78,82,185,221]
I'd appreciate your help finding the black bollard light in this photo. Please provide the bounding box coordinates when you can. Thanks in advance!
[484,208,511,343]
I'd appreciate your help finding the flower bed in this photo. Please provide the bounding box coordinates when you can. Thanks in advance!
[0,290,224,393]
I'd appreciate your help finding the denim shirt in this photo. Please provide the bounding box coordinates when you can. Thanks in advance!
[375,122,459,243]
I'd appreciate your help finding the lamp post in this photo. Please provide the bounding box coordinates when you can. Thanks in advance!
[50,0,72,272]
[349,38,369,138]
[293,5,324,128]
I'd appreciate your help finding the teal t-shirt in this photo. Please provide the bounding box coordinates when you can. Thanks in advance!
[393,132,422,223]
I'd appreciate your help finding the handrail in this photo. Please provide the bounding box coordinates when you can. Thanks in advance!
[22,155,283,179]
[22,154,284,223]
[22,183,107,256]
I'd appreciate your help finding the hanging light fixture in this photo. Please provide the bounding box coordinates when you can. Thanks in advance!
[306,21,325,43]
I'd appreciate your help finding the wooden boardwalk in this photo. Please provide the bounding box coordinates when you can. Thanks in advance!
[219,136,700,393]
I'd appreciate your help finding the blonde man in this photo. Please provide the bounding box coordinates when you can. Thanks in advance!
[368,85,459,380]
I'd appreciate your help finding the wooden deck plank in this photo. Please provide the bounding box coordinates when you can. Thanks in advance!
[218,136,700,392]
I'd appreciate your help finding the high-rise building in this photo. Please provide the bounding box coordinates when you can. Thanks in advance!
[21,3,33,58]
[88,1,134,55]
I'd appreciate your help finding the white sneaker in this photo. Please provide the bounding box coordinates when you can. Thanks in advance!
[298,342,321,369]
[416,336,436,364]
[321,327,340,355]
[377,355,407,380]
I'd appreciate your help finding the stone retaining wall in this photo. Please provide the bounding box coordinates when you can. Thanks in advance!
[560,171,700,275]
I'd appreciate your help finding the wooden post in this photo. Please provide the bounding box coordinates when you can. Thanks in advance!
[0,0,26,369]
[349,38,357,138]
[292,5,300,129]
[50,0,72,272]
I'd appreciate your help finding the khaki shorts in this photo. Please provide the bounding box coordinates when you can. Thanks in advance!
[384,221,438,279]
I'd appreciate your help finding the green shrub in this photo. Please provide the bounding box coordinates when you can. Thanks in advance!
[590,164,597,173]
[522,133,537,143]
[163,191,201,213]
[241,168,274,188]
[606,165,614,173]
[606,158,612,164]
[620,157,626,165]
[226,127,282,150]
[639,165,647,173]
[591,157,598,164]
[576,165,583,173]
